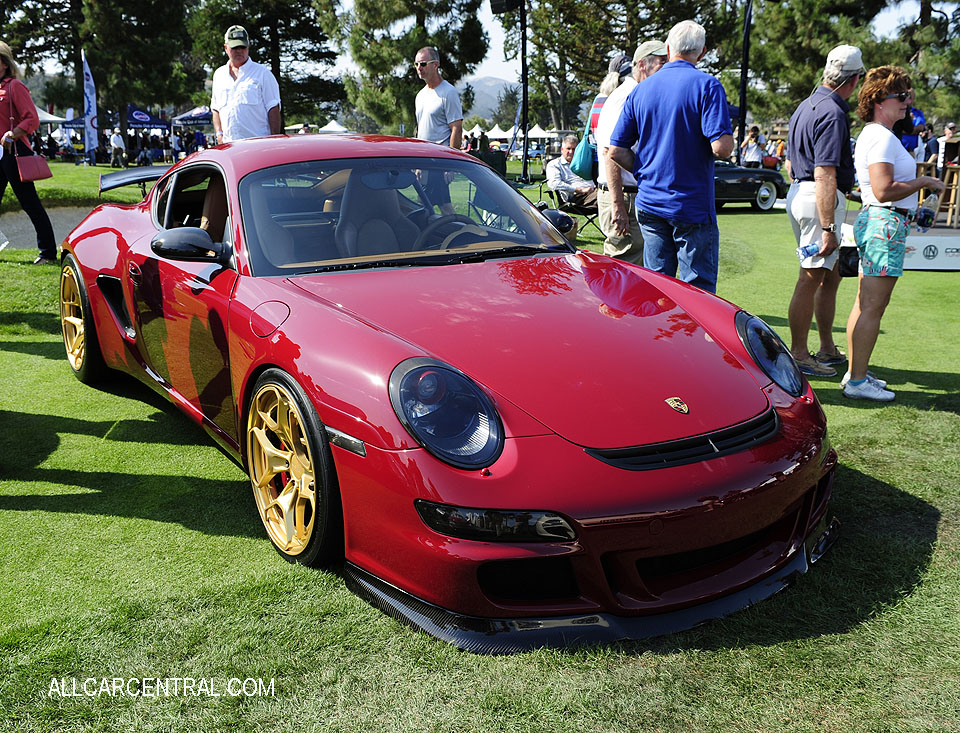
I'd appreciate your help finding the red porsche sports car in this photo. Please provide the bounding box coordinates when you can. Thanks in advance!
[59,136,837,653]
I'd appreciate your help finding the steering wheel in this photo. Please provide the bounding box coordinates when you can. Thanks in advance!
[414,214,476,250]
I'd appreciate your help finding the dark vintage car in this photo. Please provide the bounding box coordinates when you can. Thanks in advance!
[59,135,837,653]
[714,160,788,211]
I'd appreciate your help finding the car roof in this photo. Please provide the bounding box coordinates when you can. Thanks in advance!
[180,134,475,182]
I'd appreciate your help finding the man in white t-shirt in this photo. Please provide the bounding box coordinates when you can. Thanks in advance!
[414,46,463,216]
[211,25,282,143]
[598,40,667,264]
[935,121,956,175]
[109,127,126,168]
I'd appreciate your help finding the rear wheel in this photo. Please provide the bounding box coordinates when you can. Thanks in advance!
[751,181,778,211]
[60,254,106,383]
[246,369,342,567]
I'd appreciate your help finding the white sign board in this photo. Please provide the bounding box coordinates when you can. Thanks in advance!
[904,235,960,271]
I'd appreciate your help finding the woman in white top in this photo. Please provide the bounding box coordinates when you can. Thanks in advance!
[844,66,945,402]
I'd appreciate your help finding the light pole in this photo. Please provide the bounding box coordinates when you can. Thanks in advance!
[736,0,753,166]
[491,0,529,181]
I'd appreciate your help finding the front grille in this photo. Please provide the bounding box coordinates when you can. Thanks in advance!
[585,407,779,471]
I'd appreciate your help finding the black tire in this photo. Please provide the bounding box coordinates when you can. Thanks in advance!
[751,181,778,211]
[60,253,107,384]
[246,368,342,567]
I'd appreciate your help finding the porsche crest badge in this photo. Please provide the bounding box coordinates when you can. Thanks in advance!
[665,397,689,414]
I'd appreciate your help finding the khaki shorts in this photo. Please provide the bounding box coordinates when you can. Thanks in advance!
[786,181,845,269]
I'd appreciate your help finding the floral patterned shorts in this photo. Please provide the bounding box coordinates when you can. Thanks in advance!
[852,206,909,277]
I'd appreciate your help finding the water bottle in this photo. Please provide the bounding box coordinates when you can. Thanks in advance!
[796,242,821,260]
[916,194,938,232]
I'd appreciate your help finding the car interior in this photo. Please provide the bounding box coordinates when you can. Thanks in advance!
[237,159,560,276]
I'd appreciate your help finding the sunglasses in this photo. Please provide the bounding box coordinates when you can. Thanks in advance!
[884,90,912,102]
[414,61,436,68]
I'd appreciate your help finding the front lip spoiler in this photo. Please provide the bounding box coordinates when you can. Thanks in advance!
[343,515,840,655]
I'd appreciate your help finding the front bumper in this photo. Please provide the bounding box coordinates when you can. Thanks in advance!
[344,514,840,654]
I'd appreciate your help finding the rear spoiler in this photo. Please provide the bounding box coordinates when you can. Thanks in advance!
[99,165,172,196]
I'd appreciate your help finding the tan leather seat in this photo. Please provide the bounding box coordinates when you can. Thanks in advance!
[334,173,420,258]
[200,174,228,242]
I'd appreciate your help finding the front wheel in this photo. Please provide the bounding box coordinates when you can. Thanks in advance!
[60,254,106,384]
[246,369,342,567]
[751,181,779,211]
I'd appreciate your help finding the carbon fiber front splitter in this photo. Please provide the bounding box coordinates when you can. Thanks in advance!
[343,515,840,655]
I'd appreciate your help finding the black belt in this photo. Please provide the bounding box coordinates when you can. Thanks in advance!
[866,204,914,219]
[598,182,638,193]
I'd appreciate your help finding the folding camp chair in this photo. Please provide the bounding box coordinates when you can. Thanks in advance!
[539,182,603,236]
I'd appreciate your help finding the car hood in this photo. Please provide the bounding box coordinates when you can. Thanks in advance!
[289,253,769,449]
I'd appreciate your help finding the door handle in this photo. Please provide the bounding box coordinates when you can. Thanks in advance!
[128,262,142,285]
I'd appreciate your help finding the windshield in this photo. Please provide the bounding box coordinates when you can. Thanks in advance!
[238,156,570,276]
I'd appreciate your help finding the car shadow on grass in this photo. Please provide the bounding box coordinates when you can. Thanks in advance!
[0,339,64,360]
[615,462,939,655]
[0,311,61,335]
[0,376,259,540]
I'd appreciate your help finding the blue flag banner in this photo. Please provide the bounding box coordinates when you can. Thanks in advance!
[81,50,97,162]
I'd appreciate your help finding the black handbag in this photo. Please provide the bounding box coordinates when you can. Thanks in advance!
[837,244,859,277]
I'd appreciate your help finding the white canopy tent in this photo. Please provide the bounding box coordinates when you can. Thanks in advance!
[465,123,485,137]
[318,120,349,133]
[38,110,68,123]
[486,124,509,138]
[526,124,552,139]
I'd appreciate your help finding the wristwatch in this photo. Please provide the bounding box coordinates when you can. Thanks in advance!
[821,223,837,233]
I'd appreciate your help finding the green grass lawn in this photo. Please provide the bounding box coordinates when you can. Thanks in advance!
[0,161,146,216]
[1,186,959,730]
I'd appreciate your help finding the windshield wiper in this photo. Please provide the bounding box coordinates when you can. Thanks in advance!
[450,244,569,263]
[298,244,570,273]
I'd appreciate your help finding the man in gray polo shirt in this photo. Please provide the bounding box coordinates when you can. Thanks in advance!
[785,44,862,377]
[414,46,463,216]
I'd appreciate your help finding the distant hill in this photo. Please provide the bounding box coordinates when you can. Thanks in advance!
[457,76,517,121]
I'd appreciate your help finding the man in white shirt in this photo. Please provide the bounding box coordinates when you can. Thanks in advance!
[546,136,597,205]
[211,25,282,143]
[414,46,463,215]
[935,121,956,175]
[597,40,666,264]
[109,127,126,168]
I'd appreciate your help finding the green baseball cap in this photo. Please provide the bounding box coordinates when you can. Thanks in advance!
[224,25,249,48]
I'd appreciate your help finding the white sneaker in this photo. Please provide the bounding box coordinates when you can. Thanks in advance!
[840,370,887,388]
[842,378,895,402]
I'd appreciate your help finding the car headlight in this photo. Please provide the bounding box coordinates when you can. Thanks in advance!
[735,311,804,397]
[389,358,504,469]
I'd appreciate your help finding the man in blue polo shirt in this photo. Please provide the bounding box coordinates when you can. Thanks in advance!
[608,20,733,293]
[784,44,862,378]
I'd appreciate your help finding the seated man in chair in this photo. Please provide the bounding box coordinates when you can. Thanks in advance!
[545,134,598,241]
[545,135,598,207]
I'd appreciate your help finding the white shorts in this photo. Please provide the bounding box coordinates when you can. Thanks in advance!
[786,181,846,270]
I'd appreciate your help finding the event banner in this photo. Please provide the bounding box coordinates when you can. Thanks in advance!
[81,50,97,158]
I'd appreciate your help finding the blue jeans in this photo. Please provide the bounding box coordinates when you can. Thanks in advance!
[636,208,719,293]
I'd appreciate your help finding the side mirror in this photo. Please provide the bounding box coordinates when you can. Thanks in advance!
[541,209,575,234]
[151,227,230,264]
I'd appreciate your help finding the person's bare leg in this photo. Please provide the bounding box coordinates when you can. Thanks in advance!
[814,265,842,354]
[788,266,826,360]
[847,275,897,380]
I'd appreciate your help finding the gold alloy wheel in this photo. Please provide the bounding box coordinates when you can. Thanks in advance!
[247,382,317,556]
[60,265,85,372]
